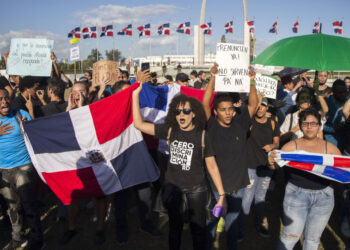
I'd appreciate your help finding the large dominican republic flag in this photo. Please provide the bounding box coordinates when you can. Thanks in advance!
[23,84,159,204]
[274,150,350,183]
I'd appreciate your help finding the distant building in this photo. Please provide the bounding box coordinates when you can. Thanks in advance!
[132,53,216,66]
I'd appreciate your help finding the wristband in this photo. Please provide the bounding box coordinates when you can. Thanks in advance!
[250,81,256,86]
[219,193,225,197]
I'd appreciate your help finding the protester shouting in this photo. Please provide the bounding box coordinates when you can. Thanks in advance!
[132,70,227,250]
[268,108,341,250]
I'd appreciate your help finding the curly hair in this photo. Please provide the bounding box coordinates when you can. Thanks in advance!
[298,108,321,128]
[164,94,206,131]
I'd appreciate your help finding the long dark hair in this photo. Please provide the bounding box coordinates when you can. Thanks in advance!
[164,94,206,131]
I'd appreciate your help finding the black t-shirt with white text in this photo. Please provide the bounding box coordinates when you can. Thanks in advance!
[154,124,214,189]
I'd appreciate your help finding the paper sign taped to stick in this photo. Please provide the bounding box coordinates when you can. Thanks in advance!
[255,74,278,99]
[70,46,80,61]
[92,60,119,86]
[215,43,250,92]
[6,38,54,77]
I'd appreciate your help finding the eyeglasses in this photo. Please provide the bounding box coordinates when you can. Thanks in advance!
[301,122,320,127]
[175,108,192,115]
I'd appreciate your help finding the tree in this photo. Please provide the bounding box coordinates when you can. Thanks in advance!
[105,49,122,61]
[87,49,103,63]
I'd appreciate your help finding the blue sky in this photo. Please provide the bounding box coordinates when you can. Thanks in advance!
[1,0,349,60]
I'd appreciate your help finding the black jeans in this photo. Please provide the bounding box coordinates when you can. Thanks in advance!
[0,164,42,243]
[163,183,207,250]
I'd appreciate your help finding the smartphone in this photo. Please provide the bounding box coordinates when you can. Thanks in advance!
[141,62,150,71]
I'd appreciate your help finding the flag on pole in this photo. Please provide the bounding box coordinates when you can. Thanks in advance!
[313,22,320,34]
[69,38,80,44]
[269,22,278,34]
[333,21,343,34]
[292,21,299,33]
[100,25,114,37]
[224,21,234,34]
[82,27,97,39]
[177,22,191,34]
[68,27,81,38]
[118,24,133,36]
[137,24,151,37]
[274,150,350,183]
[23,85,160,205]
[200,22,212,35]
[158,23,170,35]
[247,21,255,33]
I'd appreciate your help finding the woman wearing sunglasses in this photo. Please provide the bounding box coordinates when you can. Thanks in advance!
[132,71,227,250]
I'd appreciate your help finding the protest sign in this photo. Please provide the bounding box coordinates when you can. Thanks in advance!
[215,43,250,92]
[92,60,119,86]
[70,46,80,61]
[6,38,54,77]
[255,74,278,99]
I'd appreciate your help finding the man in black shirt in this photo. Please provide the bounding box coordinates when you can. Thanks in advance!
[194,71,207,89]
[203,64,258,250]
[42,78,67,117]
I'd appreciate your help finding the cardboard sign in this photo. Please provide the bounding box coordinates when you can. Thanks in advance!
[70,46,80,61]
[6,38,54,77]
[92,60,119,86]
[215,43,250,92]
[255,74,278,99]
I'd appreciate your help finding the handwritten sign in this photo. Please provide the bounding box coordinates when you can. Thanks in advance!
[215,43,250,92]
[255,74,278,99]
[6,38,54,77]
[70,46,80,61]
[92,60,119,86]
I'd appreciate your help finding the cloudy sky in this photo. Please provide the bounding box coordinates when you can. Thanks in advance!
[1,0,349,60]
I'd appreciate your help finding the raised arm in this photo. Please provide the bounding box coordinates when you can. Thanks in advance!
[132,70,155,136]
[202,63,218,120]
[248,66,258,118]
[343,98,350,120]
[318,95,328,117]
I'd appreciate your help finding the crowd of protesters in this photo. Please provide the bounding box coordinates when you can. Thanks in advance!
[0,49,350,250]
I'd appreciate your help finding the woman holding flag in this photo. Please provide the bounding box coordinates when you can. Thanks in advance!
[132,70,227,250]
[268,108,341,250]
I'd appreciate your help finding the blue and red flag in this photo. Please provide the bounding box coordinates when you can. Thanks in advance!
[200,22,212,35]
[275,150,350,183]
[100,25,113,37]
[177,22,191,34]
[247,21,255,33]
[82,27,97,39]
[333,21,343,34]
[137,24,151,37]
[313,22,320,34]
[68,27,81,39]
[292,21,299,33]
[158,23,170,35]
[23,85,159,205]
[224,21,234,34]
[269,21,278,34]
[118,24,132,36]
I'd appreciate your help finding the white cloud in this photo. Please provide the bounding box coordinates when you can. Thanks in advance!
[76,4,177,26]
[0,30,69,58]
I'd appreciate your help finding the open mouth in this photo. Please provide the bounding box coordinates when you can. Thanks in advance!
[179,118,186,124]
[1,105,9,113]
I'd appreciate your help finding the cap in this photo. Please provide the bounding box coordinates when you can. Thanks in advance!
[79,76,89,83]
[176,73,189,82]
[261,97,268,106]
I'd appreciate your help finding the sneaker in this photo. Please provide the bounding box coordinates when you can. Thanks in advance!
[255,224,270,238]
[10,238,28,249]
[140,223,161,237]
[237,231,244,242]
[60,230,77,245]
[28,240,45,250]
[116,226,128,244]
[95,230,105,245]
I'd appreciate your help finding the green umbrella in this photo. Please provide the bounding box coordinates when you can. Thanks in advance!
[252,33,350,71]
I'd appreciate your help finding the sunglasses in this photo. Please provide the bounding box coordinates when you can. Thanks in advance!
[175,108,192,115]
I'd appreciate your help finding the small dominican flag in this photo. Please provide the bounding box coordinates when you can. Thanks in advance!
[100,25,114,37]
[118,24,133,36]
[68,27,81,39]
[269,22,278,34]
[247,21,255,33]
[224,21,234,34]
[158,23,170,35]
[137,24,151,37]
[333,21,343,34]
[292,21,299,33]
[177,22,191,34]
[200,22,212,35]
[23,85,160,205]
[274,150,350,183]
[313,22,320,34]
[82,27,97,39]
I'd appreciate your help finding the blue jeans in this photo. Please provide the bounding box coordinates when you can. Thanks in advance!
[277,182,334,250]
[239,168,271,233]
[206,188,244,250]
